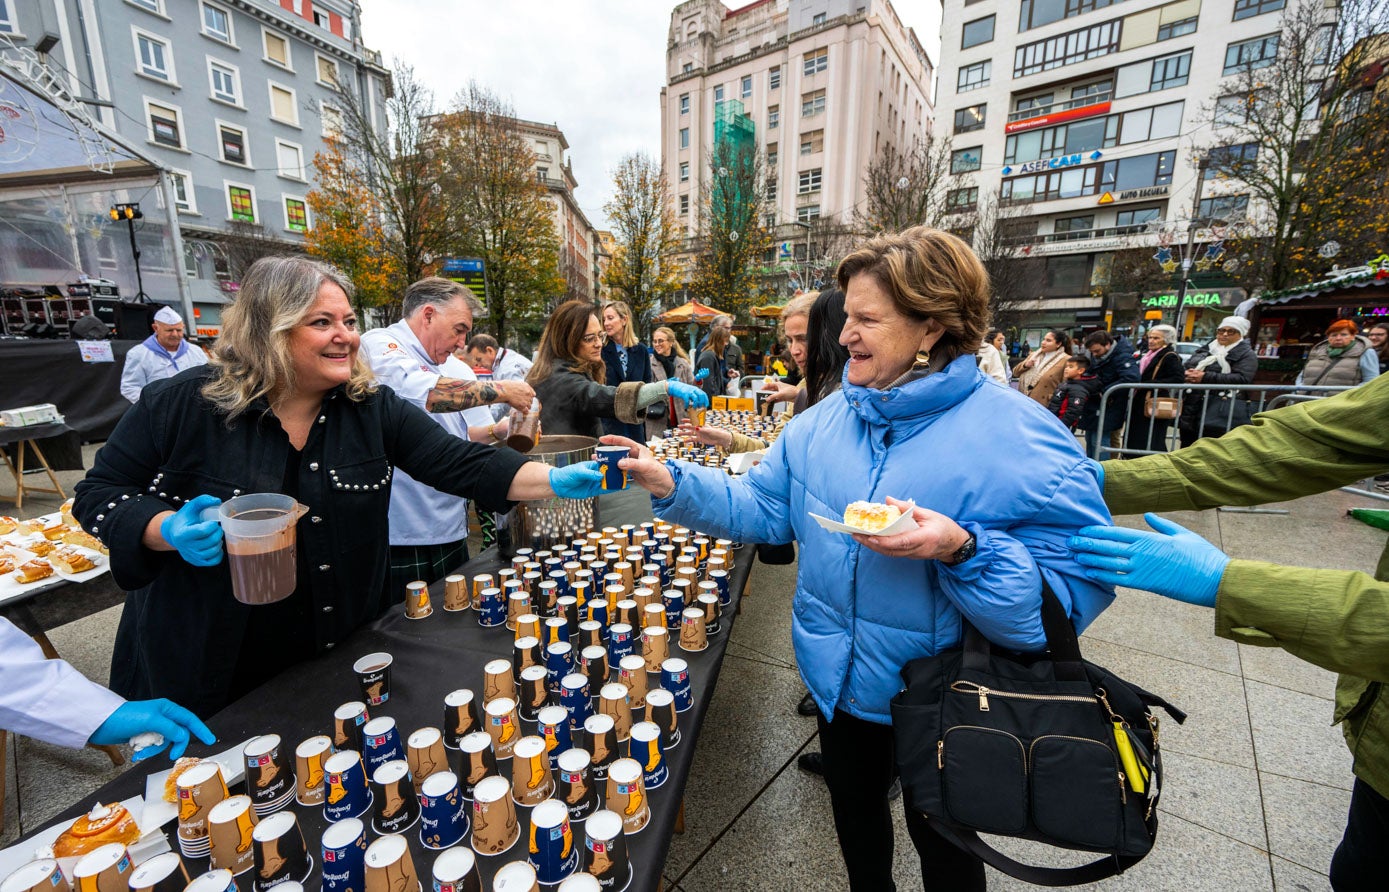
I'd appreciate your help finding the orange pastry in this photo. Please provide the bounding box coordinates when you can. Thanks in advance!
[51,548,98,574]
[53,803,141,858]
[843,501,902,532]
[15,559,53,584]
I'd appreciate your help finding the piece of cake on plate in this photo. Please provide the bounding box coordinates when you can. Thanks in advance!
[843,501,902,532]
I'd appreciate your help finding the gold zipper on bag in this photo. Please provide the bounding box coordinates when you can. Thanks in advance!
[951,680,1098,711]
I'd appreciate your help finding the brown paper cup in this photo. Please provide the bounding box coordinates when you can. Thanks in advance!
[641,626,670,673]
[333,701,370,752]
[616,655,648,710]
[72,844,131,892]
[470,574,494,605]
[597,684,632,742]
[3,860,71,892]
[443,689,481,749]
[406,727,449,794]
[469,776,519,856]
[207,796,258,876]
[177,761,229,844]
[405,581,433,620]
[484,697,521,760]
[509,736,555,807]
[363,834,419,892]
[679,607,708,652]
[443,575,469,612]
[483,659,516,704]
[125,852,186,892]
[294,736,332,806]
[603,759,650,835]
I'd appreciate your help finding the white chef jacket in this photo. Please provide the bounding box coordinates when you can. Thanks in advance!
[361,321,496,546]
[486,347,534,421]
[0,618,124,749]
[120,340,209,403]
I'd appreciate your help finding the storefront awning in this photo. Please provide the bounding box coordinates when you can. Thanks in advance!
[1258,268,1389,307]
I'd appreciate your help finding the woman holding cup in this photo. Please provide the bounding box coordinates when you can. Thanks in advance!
[73,258,606,717]
[605,227,1113,891]
[645,327,695,441]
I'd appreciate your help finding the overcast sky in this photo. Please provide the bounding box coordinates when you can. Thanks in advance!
[359,1,943,231]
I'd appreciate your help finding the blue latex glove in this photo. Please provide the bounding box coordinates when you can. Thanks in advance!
[160,494,224,566]
[667,381,710,409]
[693,368,710,382]
[549,461,606,499]
[1091,458,1106,491]
[1068,513,1230,607]
[89,699,216,762]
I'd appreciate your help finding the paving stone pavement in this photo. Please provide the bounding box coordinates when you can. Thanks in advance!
[2,449,1382,891]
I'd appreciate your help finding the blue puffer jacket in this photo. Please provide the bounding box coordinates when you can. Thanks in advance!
[652,354,1115,724]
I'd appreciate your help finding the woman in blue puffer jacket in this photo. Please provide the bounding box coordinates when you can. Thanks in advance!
[604,227,1114,891]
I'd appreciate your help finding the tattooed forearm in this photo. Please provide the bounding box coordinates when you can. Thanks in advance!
[426,378,501,413]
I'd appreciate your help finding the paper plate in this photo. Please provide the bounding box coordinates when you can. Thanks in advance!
[809,501,918,537]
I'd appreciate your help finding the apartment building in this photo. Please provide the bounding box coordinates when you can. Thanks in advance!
[661,0,936,264]
[519,118,599,303]
[4,0,388,331]
[938,0,1309,340]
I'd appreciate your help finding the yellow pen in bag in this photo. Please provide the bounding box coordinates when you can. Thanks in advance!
[1113,720,1148,794]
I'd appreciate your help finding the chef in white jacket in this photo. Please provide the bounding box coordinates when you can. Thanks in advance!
[118,306,209,403]
[0,618,213,759]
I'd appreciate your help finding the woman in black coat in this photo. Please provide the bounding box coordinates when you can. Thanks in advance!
[1124,324,1186,454]
[1178,317,1259,447]
[599,300,653,441]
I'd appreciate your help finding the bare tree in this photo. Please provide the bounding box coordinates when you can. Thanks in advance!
[960,190,1042,328]
[222,222,296,282]
[855,135,960,235]
[603,152,681,325]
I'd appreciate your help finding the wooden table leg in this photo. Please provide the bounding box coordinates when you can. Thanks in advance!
[27,439,68,502]
[0,447,21,510]
[674,797,686,833]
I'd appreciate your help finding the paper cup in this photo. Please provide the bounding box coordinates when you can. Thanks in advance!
[354,652,394,706]
[177,761,229,851]
[510,736,555,807]
[484,697,521,760]
[243,734,294,815]
[370,760,420,835]
[443,575,469,612]
[640,626,669,674]
[660,658,693,712]
[323,750,373,823]
[583,714,618,783]
[294,736,332,806]
[125,853,185,892]
[443,690,482,749]
[405,581,433,620]
[250,811,312,892]
[72,844,131,892]
[362,716,405,772]
[598,684,632,743]
[581,810,631,891]
[555,749,600,824]
[491,862,537,892]
[418,771,469,851]
[679,607,708,652]
[363,835,419,892]
[697,591,721,635]
[555,874,601,892]
[512,637,543,683]
[406,727,449,795]
[429,847,480,892]
[483,660,517,705]
[477,587,506,627]
[603,759,650,835]
[457,732,497,801]
[642,688,681,750]
[320,818,368,892]
[469,776,519,856]
[627,722,668,789]
[333,701,370,752]
[518,664,550,723]
[577,645,608,687]
[207,795,258,875]
[527,800,579,886]
[559,673,593,732]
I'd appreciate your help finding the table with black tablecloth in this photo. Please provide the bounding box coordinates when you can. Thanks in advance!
[25,489,756,891]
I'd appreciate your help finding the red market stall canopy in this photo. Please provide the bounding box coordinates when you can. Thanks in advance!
[656,300,729,323]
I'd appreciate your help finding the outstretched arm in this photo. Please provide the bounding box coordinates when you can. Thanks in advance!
[426,378,534,413]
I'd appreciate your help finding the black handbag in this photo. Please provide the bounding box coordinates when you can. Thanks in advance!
[1182,392,1253,437]
[890,584,1185,886]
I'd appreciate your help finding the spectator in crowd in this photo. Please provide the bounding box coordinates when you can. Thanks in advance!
[464,333,534,421]
[1080,329,1140,458]
[1125,324,1186,455]
[1296,319,1379,389]
[1178,316,1258,448]
[1049,354,1098,430]
[990,329,1012,383]
[1,617,215,759]
[528,300,706,439]
[976,327,1008,385]
[600,300,654,441]
[696,320,733,402]
[362,278,532,599]
[647,326,696,440]
[1014,329,1071,407]
[1069,374,1389,890]
[74,257,599,716]
[1367,323,1389,377]
[725,333,745,381]
[608,226,1112,892]
[119,306,208,403]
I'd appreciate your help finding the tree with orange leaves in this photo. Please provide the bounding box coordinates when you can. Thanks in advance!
[305,137,401,318]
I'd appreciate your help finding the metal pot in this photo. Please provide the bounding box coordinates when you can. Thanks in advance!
[495,435,599,558]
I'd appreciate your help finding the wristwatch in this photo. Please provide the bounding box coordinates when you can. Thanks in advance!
[940,531,977,566]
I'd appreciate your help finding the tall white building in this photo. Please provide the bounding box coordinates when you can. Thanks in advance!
[938,0,1306,341]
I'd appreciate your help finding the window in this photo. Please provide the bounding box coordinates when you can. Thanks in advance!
[1198,194,1250,222]
[1116,206,1161,228]
[954,104,986,133]
[1014,20,1120,78]
[801,89,825,117]
[769,66,781,89]
[1118,100,1183,144]
[679,93,689,115]
[126,0,164,11]
[262,29,291,69]
[276,140,305,180]
[768,105,779,129]
[679,194,690,215]
[1224,34,1279,75]
[682,62,693,73]
[1016,93,1053,113]
[1155,16,1197,40]
[1044,256,1091,293]
[322,104,343,138]
[284,197,309,233]
[269,83,298,125]
[679,162,690,182]
[208,60,240,105]
[1313,24,1334,65]
[797,168,822,193]
[713,84,724,105]
[146,101,182,148]
[1206,143,1259,178]
[800,129,823,155]
[0,0,13,33]
[767,143,778,168]
[133,29,174,81]
[1018,0,1131,31]
[766,178,777,202]
[962,15,994,49]
[1233,0,1283,20]
[803,48,828,76]
[1215,92,1266,125]
[797,205,821,223]
[1099,149,1176,191]
[951,146,982,173]
[947,186,979,210]
[535,167,548,182]
[1053,215,1094,238]
[812,12,827,25]
[168,170,195,213]
[741,75,752,99]
[313,10,329,28]
[201,2,233,43]
[1072,79,1112,100]
[1003,164,1100,202]
[957,60,990,92]
[679,128,690,149]
[316,54,339,87]
[226,183,256,223]
[218,124,248,165]
[1150,51,1190,91]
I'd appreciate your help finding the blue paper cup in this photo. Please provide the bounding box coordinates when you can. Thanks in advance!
[594,446,630,492]
[528,800,580,886]
[660,658,693,713]
[418,771,470,851]
[323,750,373,822]
[361,717,404,773]
[628,722,668,789]
[320,817,368,892]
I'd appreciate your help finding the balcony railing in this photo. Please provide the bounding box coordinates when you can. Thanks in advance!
[1001,222,1154,247]
[1008,90,1114,123]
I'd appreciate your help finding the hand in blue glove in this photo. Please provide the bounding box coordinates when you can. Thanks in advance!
[693,368,711,382]
[1068,513,1229,607]
[549,461,606,499]
[161,494,224,566]
[666,381,710,410]
[89,699,216,762]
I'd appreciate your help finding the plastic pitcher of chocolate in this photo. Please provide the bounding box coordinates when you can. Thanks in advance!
[205,494,309,605]
[506,398,542,453]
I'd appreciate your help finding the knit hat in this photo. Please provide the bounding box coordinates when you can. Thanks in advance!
[1216,316,1250,337]
[1326,318,1359,336]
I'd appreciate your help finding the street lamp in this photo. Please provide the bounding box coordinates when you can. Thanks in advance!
[791,220,811,291]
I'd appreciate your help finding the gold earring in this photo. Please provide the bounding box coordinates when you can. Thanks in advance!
[913,349,931,368]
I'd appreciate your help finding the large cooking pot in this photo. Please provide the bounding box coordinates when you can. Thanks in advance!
[495,435,599,558]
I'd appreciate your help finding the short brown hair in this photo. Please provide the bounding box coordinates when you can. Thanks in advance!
[528,301,603,384]
[836,226,990,364]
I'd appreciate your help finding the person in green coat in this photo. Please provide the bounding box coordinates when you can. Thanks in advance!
[1068,373,1389,890]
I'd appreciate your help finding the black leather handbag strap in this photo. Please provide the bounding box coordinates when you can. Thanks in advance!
[929,822,1144,886]
[960,581,1085,682]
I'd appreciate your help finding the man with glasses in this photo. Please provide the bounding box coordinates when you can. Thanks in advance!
[361,278,536,602]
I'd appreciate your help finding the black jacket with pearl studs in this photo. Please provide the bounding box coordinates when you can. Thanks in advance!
[74,365,530,717]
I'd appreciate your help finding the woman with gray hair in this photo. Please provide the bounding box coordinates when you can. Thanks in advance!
[74,256,604,717]
[1124,324,1186,454]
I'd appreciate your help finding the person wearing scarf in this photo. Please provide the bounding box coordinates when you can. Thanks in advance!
[1297,318,1379,389]
[118,306,209,403]
[1125,324,1186,454]
[1177,316,1257,447]
[1013,329,1071,407]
